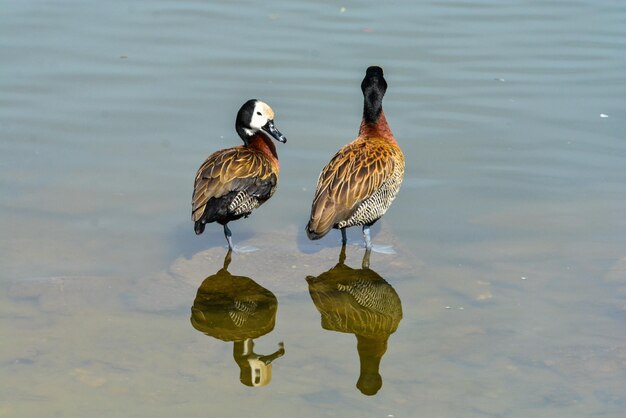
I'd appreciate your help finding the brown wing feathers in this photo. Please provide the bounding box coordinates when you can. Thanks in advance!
[307,138,397,238]
[192,147,276,226]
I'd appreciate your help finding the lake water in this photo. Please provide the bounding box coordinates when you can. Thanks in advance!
[2,1,626,417]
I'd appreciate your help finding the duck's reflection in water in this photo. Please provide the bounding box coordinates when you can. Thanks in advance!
[190,250,285,387]
[307,247,402,396]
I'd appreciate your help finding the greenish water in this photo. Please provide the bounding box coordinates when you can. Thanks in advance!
[2,1,626,417]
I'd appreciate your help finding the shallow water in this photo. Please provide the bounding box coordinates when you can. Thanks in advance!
[2,0,626,417]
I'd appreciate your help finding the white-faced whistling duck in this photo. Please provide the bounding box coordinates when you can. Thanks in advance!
[306,66,404,250]
[192,100,286,250]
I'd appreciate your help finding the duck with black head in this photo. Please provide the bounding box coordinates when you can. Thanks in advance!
[192,100,287,251]
[306,66,404,252]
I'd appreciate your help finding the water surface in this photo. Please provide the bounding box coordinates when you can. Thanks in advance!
[2,1,626,417]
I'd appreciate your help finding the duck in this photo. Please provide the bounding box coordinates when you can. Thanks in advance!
[306,244,403,395]
[306,66,404,250]
[192,99,286,250]
[190,250,285,387]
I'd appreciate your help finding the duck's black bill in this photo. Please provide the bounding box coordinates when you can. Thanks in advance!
[263,120,287,143]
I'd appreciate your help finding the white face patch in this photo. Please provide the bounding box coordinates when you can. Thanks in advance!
[248,101,274,131]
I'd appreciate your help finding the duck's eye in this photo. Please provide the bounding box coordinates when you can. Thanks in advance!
[256,112,262,116]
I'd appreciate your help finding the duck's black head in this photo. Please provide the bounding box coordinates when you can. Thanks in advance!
[235,99,287,144]
[361,66,387,124]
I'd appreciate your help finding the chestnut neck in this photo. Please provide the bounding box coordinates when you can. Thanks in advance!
[358,110,396,143]
[246,133,279,168]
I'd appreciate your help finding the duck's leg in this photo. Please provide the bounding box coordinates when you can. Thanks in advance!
[338,243,347,264]
[223,224,234,250]
[341,228,347,245]
[362,248,372,269]
[223,248,233,269]
[223,224,258,253]
[362,225,372,250]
